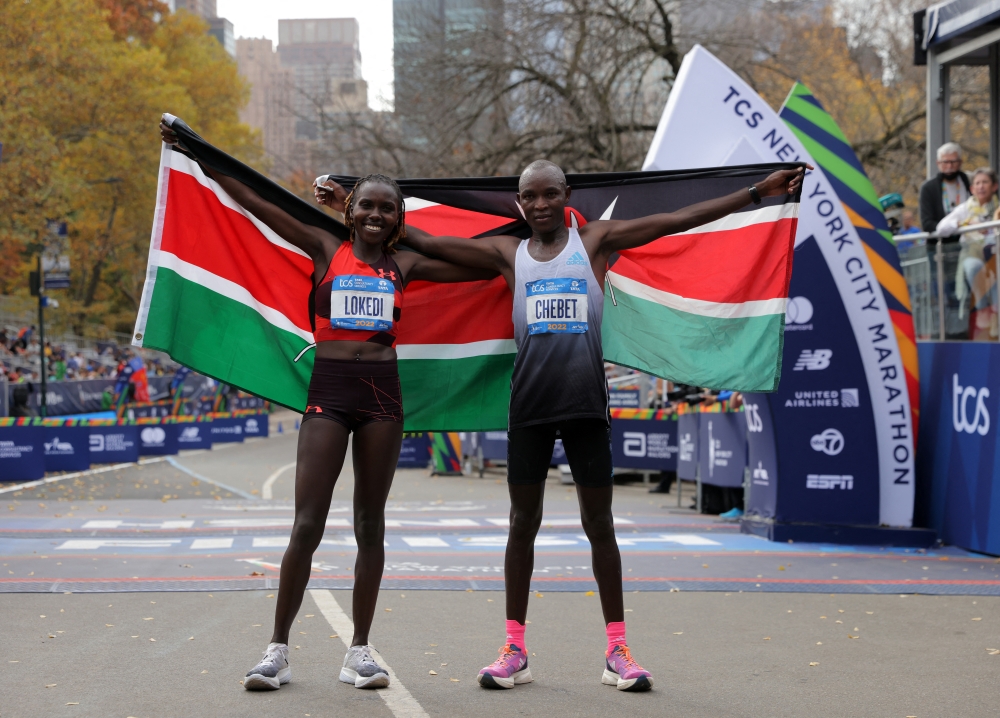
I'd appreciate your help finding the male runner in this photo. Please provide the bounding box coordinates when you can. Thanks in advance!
[315,161,804,692]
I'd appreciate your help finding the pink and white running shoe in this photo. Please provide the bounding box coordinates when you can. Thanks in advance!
[477,643,533,689]
[602,644,653,692]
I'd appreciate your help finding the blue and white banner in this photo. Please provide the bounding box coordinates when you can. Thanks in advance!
[138,423,178,456]
[611,418,678,471]
[43,426,91,472]
[698,412,746,488]
[241,413,268,438]
[677,413,700,480]
[88,425,139,464]
[645,44,914,526]
[176,422,212,450]
[916,342,1000,554]
[209,417,245,443]
[0,425,44,481]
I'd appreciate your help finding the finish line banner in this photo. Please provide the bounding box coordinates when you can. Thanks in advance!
[644,45,915,527]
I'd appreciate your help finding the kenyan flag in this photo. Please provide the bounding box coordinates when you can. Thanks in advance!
[134,117,799,430]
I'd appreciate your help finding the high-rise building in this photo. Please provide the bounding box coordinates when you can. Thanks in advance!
[168,0,235,57]
[236,38,297,173]
[277,18,369,141]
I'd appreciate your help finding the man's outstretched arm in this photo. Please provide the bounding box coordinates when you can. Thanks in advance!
[402,225,510,273]
[588,167,807,255]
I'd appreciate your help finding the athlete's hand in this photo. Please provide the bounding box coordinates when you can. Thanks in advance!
[159,117,179,146]
[757,165,812,198]
[314,176,348,212]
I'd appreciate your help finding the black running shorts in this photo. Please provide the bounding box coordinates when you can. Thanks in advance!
[301,358,403,431]
[507,418,613,488]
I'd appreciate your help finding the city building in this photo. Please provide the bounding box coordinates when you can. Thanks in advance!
[167,0,235,57]
[276,18,369,141]
[236,39,297,174]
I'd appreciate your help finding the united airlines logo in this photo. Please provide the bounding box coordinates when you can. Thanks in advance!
[566,251,588,266]
[793,349,831,371]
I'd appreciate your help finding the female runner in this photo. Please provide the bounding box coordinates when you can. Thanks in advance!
[159,119,493,691]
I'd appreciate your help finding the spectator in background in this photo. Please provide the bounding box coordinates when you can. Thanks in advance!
[920,142,971,235]
[937,167,1000,338]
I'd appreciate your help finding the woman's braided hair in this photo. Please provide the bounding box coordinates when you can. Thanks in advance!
[342,173,406,254]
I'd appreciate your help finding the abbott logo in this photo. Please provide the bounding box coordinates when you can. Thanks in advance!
[623,432,646,457]
[140,427,166,445]
[810,428,844,456]
[953,374,990,435]
[89,435,104,452]
[793,349,831,371]
[806,474,854,490]
[745,403,763,433]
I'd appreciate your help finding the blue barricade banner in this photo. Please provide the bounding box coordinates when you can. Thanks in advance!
[608,390,641,408]
[209,414,245,443]
[88,423,139,464]
[137,421,178,456]
[698,412,746,487]
[398,434,431,468]
[744,396,779,518]
[611,417,678,471]
[175,419,212,450]
[43,425,92,472]
[916,341,1000,554]
[0,424,45,481]
[474,432,508,462]
[677,413,700,480]
[239,413,269,438]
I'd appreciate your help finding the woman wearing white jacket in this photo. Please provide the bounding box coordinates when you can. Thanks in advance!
[936,167,1000,337]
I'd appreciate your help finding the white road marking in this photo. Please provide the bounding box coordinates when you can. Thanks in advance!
[485,516,634,527]
[310,589,428,718]
[82,520,194,529]
[385,519,479,528]
[402,537,450,548]
[190,538,234,549]
[261,461,296,500]
[165,456,256,500]
[0,457,168,494]
[252,536,361,548]
[56,539,182,550]
[206,518,350,528]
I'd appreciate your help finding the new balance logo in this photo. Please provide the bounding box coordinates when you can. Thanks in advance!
[566,252,588,266]
[793,349,832,371]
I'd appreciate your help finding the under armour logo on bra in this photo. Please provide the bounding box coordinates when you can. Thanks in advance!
[377,268,397,281]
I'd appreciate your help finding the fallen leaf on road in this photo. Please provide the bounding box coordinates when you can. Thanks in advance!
[131,635,138,638]
[305,614,314,618]
[66,702,79,705]
[266,594,274,598]
[201,670,208,674]
[429,670,438,676]
[299,632,306,635]
[673,632,683,635]
[702,564,708,568]
[48,634,55,638]
[149,638,156,642]
[441,663,448,666]
[816,642,822,645]
[866,611,874,615]
[972,617,982,621]
[809,662,819,667]
[385,608,392,612]
[986,648,1000,655]
[425,652,436,655]
[763,637,770,641]
[848,635,858,639]
[250,571,265,577]
[585,591,595,596]
[329,635,338,638]
[450,678,459,682]
[252,624,262,627]
[45,684,56,688]
[188,637,194,640]
[143,617,154,621]
[778,566,785,571]
[838,609,845,613]
[105,624,114,627]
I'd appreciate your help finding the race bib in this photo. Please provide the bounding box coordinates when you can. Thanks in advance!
[526,278,588,335]
[330,275,395,331]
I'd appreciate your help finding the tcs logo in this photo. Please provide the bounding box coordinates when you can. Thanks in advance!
[953,374,990,435]
[745,403,763,433]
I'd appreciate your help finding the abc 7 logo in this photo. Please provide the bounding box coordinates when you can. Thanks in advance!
[810,428,844,456]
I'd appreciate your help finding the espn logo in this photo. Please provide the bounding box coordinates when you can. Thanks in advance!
[793,349,831,371]
[806,474,853,490]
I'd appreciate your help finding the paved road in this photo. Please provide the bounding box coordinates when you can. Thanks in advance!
[2,417,999,716]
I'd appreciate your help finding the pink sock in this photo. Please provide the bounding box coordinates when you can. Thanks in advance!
[505,619,526,651]
[606,621,627,654]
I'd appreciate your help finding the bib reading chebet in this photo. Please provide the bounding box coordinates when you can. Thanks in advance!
[525,277,588,335]
[330,274,395,331]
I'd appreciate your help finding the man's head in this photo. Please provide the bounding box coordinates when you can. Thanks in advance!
[936,142,963,179]
[517,160,571,235]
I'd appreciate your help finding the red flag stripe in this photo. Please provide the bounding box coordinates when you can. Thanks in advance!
[406,204,513,238]
[161,170,314,332]
[397,278,513,345]
[614,218,797,304]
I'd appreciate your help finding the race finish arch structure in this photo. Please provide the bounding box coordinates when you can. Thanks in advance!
[645,46,933,545]
[916,0,1000,178]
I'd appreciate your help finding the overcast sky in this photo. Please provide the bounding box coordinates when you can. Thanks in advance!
[216,0,395,110]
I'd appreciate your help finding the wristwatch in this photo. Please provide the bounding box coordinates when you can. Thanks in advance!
[748,185,762,205]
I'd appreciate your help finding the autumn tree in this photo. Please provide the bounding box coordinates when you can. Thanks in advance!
[0,0,262,336]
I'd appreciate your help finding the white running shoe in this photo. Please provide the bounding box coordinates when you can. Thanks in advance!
[339,645,390,689]
[244,642,290,691]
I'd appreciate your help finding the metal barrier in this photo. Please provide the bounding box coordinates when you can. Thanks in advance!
[897,219,1000,341]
